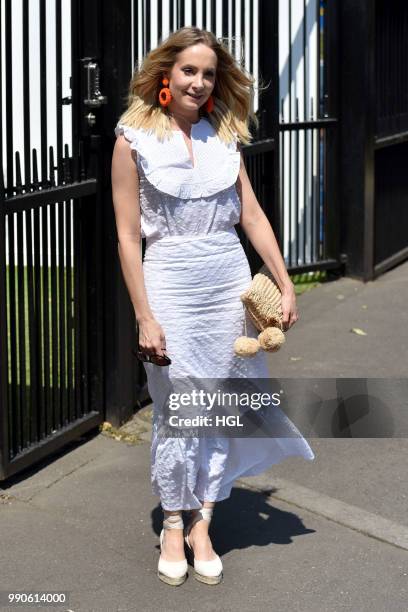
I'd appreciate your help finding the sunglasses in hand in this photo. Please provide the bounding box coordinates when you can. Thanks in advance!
[132,347,171,366]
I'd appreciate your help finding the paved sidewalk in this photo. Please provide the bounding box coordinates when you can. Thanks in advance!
[0,262,407,612]
[262,260,408,378]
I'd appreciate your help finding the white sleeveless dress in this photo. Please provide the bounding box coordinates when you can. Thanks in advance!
[114,117,315,511]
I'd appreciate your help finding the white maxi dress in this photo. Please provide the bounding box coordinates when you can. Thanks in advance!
[115,117,315,511]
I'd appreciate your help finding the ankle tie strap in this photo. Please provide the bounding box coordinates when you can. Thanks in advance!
[163,514,184,530]
[186,506,214,535]
[197,507,213,523]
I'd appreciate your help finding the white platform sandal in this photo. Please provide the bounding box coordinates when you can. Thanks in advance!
[158,514,188,586]
[184,507,223,585]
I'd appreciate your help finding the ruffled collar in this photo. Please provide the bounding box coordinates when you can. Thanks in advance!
[115,118,240,200]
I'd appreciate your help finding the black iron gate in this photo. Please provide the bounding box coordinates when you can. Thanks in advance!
[0,0,106,480]
[339,0,408,280]
[278,0,340,275]
[374,0,408,275]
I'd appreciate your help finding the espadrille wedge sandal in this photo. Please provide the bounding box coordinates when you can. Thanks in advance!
[184,507,223,585]
[158,514,188,586]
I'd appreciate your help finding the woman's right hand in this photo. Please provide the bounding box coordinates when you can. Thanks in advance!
[137,318,167,356]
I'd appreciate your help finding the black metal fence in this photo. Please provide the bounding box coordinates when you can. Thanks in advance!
[2,0,406,480]
[237,138,277,276]
[339,0,408,279]
[0,0,104,480]
[375,0,408,138]
[374,0,408,273]
[0,0,340,480]
[274,0,341,275]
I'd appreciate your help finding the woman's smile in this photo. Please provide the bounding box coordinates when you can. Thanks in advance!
[185,92,203,101]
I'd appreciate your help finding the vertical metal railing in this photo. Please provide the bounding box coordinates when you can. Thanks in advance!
[373,0,408,272]
[237,141,276,276]
[0,0,103,479]
[375,0,408,138]
[131,0,261,114]
[278,0,339,273]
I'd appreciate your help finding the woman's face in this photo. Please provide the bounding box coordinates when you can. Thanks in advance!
[165,43,217,118]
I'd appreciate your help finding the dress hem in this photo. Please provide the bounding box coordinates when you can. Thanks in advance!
[154,449,315,512]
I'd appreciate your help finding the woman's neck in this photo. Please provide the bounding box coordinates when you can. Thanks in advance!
[167,110,201,131]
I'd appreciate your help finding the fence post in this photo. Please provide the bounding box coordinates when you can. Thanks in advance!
[259,0,280,244]
[0,193,9,478]
[323,0,341,273]
[100,1,146,426]
[339,0,376,281]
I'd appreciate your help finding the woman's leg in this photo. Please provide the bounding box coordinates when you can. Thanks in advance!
[187,501,218,561]
[160,509,186,562]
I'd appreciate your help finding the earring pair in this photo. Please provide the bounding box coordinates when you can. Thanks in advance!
[159,77,214,113]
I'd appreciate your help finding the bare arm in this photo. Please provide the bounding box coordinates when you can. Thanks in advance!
[111,135,167,354]
[235,144,298,329]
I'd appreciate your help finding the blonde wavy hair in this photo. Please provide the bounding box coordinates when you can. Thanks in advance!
[117,26,265,145]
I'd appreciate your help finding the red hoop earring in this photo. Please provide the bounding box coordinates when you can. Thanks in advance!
[204,95,214,113]
[159,77,172,107]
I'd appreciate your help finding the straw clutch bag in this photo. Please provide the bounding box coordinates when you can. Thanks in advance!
[234,269,285,358]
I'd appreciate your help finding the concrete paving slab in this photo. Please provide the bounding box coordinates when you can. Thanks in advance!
[1,434,407,612]
[263,261,408,378]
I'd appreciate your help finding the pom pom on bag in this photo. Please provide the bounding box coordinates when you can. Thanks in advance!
[234,270,286,357]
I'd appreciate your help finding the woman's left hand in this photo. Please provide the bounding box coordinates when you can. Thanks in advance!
[280,284,299,331]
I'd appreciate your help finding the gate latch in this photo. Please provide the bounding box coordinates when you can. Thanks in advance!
[82,58,108,108]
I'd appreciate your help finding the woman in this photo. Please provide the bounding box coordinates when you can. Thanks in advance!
[111,26,315,587]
